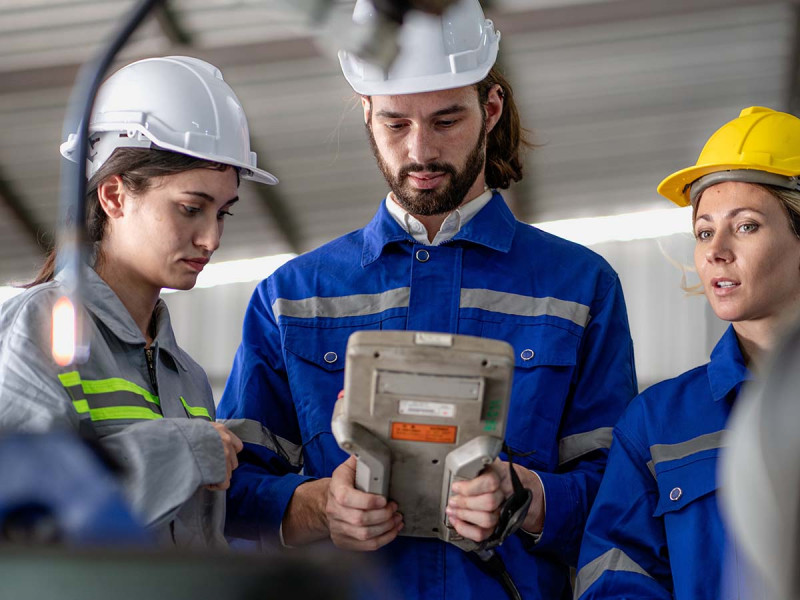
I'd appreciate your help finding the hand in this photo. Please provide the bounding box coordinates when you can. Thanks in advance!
[326,456,403,551]
[445,458,545,543]
[205,422,244,491]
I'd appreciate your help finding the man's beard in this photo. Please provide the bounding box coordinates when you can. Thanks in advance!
[366,123,487,217]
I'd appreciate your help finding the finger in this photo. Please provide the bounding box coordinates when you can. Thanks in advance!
[448,489,504,512]
[332,512,402,542]
[446,506,499,530]
[451,472,501,497]
[231,433,244,453]
[328,502,399,528]
[448,515,493,543]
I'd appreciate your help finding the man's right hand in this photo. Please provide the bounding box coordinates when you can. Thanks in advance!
[326,455,403,551]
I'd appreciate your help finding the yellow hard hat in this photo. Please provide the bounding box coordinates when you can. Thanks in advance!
[657,106,800,206]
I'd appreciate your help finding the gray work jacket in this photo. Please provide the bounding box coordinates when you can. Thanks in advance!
[0,266,227,548]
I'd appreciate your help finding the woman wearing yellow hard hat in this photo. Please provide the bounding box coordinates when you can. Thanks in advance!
[574,106,800,599]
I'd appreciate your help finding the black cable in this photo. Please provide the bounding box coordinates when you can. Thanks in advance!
[56,0,166,317]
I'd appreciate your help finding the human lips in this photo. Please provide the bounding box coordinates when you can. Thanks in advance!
[406,171,447,190]
[182,257,210,272]
[711,277,740,295]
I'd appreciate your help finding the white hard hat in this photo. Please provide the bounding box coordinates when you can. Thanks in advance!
[60,56,277,185]
[339,0,500,96]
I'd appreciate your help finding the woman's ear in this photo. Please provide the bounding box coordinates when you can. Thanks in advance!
[96,175,127,219]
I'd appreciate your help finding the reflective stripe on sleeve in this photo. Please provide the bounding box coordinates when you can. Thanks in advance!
[460,288,591,327]
[574,548,654,599]
[649,431,727,470]
[221,418,304,468]
[272,288,410,320]
[180,396,211,420]
[558,427,613,466]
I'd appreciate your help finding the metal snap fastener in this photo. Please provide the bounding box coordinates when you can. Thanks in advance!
[520,349,535,361]
[415,249,430,262]
[669,487,682,501]
[323,351,338,364]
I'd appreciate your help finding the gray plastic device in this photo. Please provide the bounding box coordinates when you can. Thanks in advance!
[331,331,514,552]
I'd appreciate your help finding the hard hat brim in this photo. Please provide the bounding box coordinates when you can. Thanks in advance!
[658,163,800,207]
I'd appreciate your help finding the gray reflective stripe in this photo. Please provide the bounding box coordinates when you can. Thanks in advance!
[460,289,591,327]
[558,427,613,466]
[272,288,410,320]
[221,418,304,468]
[574,548,654,599]
[649,431,727,469]
[646,460,656,480]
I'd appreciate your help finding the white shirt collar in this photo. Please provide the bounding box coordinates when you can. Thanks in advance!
[385,189,494,246]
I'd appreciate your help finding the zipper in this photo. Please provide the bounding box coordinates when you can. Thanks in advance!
[144,347,159,395]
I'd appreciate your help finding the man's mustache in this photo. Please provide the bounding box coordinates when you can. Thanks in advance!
[398,163,457,179]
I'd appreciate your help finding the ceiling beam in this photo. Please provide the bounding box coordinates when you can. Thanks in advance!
[153,2,192,46]
[248,141,302,254]
[0,166,49,255]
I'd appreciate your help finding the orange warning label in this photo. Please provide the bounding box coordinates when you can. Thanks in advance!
[391,422,457,444]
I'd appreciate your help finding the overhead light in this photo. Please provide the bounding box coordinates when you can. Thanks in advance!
[533,206,693,246]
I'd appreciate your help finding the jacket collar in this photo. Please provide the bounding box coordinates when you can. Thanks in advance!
[361,191,516,266]
[708,324,751,402]
[57,265,187,370]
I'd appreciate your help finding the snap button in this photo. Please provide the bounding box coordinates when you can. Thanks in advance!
[520,349,535,361]
[323,351,338,364]
[415,249,430,262]
[669,487,682,501]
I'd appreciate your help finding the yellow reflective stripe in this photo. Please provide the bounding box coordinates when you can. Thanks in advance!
[80,377,160,406]
[180,397,211,420]
[72,399,90,414]
[88,406,163,421]
[58,371,81,387]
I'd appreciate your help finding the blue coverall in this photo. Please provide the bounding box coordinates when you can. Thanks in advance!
[575,325,753,599]
[219,192,637,600]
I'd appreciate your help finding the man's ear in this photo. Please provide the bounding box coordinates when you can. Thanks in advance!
[484,84,504,135]
[96,175,127,219]
[361,95,371,125]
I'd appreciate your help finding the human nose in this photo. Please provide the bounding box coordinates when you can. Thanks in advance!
[705,230,734,263]
[407,124,439,165]
[195,215,221,254]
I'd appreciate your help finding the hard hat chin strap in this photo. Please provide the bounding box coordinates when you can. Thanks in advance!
[689,169,800,206]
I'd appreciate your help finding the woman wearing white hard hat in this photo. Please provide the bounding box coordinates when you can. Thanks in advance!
[575,106,800,599]
[0,56,276,548]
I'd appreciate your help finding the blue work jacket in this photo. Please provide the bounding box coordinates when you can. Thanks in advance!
[575,325,751,599]
[219,192,637,600]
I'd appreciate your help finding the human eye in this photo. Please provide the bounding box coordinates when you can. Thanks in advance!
[737,222,759,234]
[217,209,234,221]
[181,204,201,216]
[694,228,712,241]
[436,118,458,128]
[384,121,406,131]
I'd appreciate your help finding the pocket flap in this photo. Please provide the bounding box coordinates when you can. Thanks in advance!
[653,455,718,517]
[481,322,580,368]
[284,322,380,371]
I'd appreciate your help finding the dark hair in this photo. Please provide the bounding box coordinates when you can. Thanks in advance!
[25,147,236,288]
[475,65,533,189]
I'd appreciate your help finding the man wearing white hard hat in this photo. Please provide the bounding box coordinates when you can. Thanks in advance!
[219,1,636,597]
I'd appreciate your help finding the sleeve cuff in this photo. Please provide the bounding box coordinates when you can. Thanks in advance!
[521,469,578,555]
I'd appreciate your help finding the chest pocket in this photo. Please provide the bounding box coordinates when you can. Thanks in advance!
[653,454,719,518]
[480,321,580,470]
[283,321,382,441]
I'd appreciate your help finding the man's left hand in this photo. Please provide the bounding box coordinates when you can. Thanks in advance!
[445,458,545,543]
